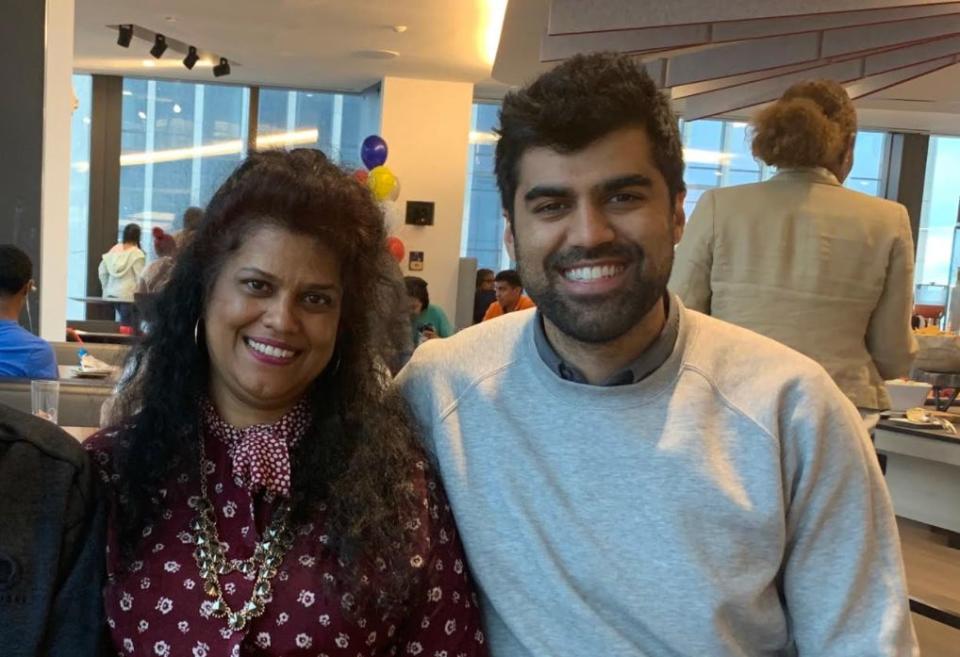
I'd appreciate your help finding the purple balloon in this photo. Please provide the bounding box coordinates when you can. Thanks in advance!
[361,135,388,169]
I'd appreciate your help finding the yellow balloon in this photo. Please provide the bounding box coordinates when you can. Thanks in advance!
[368,165,398,202]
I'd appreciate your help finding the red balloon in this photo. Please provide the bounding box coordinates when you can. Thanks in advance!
[353,169,369,184]
[386,236,405,263]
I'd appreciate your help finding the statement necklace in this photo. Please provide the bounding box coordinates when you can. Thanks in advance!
[190,437,296,632]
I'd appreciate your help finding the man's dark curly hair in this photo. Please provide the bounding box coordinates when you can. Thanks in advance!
[495,52,685,217]
[108,148,424,606]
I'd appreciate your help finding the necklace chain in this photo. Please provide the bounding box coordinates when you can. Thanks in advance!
[190,437,294,632]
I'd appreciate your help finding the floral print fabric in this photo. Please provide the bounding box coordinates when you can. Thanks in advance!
[86,404,488,657]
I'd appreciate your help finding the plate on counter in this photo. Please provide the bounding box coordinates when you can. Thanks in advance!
[71,368,113,379]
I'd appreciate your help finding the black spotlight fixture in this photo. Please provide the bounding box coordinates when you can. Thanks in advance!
[150,34,167,58]
[117,24,133,47]
[183,46,199,70]
[213,57,231,77]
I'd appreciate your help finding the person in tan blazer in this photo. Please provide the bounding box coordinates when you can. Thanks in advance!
[670,80,917,411]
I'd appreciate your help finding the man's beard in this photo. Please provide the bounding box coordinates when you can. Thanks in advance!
[517,241,672,344]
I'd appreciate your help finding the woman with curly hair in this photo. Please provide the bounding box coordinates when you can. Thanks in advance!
[86,149,487,656]
[671,80,916,412]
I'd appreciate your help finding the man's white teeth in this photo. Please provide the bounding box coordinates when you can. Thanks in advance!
[247,339,295,359]
[563,264,625,282]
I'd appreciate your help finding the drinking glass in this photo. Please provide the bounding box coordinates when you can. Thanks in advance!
[31,380,60,424]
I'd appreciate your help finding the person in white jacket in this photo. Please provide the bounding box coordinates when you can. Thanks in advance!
[670,80,917,412]
[98,223,145,326]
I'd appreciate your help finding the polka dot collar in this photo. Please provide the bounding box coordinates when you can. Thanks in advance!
[201,398,311,499]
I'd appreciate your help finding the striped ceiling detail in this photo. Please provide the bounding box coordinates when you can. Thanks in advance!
[545,1,960,119]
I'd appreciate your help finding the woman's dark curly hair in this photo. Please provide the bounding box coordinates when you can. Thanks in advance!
[109,148,423,606]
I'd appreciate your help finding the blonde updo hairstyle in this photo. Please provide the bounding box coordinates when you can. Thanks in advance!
[751,80,857,176]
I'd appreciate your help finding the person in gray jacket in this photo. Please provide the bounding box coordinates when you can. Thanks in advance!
[0,403,105,656]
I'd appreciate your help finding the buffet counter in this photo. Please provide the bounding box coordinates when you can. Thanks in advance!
[875,417,960,537]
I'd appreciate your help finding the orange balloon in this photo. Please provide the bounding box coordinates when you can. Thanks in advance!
[386,236,405,263]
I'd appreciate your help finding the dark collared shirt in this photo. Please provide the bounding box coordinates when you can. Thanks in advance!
[533,294,680,386]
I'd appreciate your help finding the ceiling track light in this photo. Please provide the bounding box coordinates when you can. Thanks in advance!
[150,34,167,58]
[213,57,231,77]
[117,24,133,47]
[183,45,199,70]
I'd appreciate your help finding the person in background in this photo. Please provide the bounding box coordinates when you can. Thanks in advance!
[98,223,145,326]
[473,268,496,324]
[397,53,916,656]
[0,244,57,380]
[86,149,486,656]
[481,269,535,321]
[670,80,917,412]
[175,206,204,248]
[136,227,178,294]
[0,403,105,656]
[405,276,453,344]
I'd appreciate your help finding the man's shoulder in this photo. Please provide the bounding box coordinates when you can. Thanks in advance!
[681,310,845,421]
[0,403,88,473]
[398,309,533,397]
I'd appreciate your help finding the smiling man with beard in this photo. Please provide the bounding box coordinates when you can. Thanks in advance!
[397,53,916,657]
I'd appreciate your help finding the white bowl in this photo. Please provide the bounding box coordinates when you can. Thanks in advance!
[885,380,933,412]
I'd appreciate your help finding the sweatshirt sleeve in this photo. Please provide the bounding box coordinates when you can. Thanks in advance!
[779,373,918,656]
[866,205,918,380]
[669,190,715,314]
[132,251,146,281]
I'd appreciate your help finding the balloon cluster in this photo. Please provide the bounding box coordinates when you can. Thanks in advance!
[357,135,405,263]
[359,135,400,202]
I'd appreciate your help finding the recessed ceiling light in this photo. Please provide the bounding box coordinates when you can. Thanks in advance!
[142,59,156,67]
[392,25,407,33]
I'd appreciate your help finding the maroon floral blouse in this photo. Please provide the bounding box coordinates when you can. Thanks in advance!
[86,402,488,657]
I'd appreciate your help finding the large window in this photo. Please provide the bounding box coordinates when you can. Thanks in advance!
[256,88,365,169]
[67,74,93,320]
[119,79,250,256]
[916,136,960,287]
[462,103,507,271]
[460,106,891,271]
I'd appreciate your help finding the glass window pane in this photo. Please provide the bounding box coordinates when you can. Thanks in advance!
[723,121,758,172]
[119,79,248,259]
[684,119,723,152]
[67,74,93,320]
[916,136,960,286]
[849,131,887,181]
[256,88,365,169]
[462,103,506,271]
